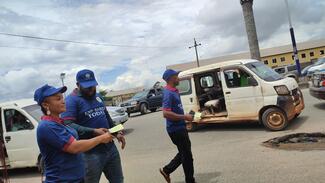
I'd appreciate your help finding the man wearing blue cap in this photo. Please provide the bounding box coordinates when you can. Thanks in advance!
[159,69,196,183]
[61,69,125,183]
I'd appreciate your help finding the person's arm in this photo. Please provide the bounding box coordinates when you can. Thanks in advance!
[103,104,126,149]
[39,125,113,155]
[63,119,95,138]
[104,108,116,128]
[162,90,193,122]
[163,110,193,122]
[65,133,114,154]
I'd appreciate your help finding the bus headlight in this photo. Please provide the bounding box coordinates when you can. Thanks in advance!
[274,85,290,95]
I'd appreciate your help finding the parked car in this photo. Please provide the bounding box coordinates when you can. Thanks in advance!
[178,59,304,131]
[309,71,325,100]
[273,65,299,81]
[120,88,163,115]
[302,57,325,76]
[0,99,42,170]
[107,106,128,125]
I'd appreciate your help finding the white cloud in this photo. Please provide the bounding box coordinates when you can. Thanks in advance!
[0,0,324,102]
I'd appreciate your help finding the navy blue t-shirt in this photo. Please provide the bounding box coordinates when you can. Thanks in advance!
[61,89,114,151]
[162,86,186,133]
[37,116,84,183]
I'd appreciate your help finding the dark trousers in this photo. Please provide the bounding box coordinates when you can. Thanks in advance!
[163,129,195,183]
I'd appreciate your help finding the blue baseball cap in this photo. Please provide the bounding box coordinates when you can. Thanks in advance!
[162,69,180,81]
[34,84,67,105]
[76,69,98,88]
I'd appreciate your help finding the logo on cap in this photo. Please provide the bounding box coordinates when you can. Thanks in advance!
[96,96,103,103]
[85,73,91,79]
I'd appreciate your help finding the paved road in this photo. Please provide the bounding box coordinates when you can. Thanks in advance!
[8,89,325,183]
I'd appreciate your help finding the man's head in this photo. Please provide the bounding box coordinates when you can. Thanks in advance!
[76,69,98,98]
[162,69,180,86]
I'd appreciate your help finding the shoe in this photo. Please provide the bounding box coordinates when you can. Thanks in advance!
[159,168,171,183]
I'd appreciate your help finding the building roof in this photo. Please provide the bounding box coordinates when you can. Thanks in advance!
[179,59,256,77]
[106,86,145,97]
[168,39,325,71]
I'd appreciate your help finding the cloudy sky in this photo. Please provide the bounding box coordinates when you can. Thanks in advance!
[0,0,324,102]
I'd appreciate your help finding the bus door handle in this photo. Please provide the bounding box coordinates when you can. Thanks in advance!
[5,136,11,143]
[190,98,193,103]
[225,91,231,95]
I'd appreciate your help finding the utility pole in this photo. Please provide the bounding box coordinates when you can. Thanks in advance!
[189,38,201,67]
[240,0,261,61]
[284,0,301,76]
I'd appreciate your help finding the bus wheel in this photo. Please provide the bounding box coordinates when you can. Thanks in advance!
[262,107,288,131]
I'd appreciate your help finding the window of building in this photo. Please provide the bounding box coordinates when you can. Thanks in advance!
[320,50,324,55]
[272,58,277,64]
[310,52,314,57]
[280,57,285,62]
[301,53,306,58]
[264,60,268,65]
[292,55,295,60]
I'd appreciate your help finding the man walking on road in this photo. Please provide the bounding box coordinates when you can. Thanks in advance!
[159,69,196,183]
[62,69,125,183]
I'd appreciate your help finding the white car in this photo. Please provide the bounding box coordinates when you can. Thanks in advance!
[302,57,325,76]
[0,99,41,170]
[107,106,128,125]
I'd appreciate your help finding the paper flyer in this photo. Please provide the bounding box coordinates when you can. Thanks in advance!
[194,112,202,121]
[109,124,124,133]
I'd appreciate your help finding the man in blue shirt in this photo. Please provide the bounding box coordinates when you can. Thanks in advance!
[159,69,196,183]
[62,69,125,183]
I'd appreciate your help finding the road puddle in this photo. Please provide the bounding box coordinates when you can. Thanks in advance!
[263,132,325,151]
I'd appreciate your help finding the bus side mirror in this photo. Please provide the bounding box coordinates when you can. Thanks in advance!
[248,77,258,86]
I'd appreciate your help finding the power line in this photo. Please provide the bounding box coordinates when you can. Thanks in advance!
[0,45,57,51]
[0,32,185,49]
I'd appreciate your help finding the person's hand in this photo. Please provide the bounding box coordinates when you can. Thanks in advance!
[98,132,114,144]
[116,133,126,150]
[94,128,108,136]
[184,114,194,122]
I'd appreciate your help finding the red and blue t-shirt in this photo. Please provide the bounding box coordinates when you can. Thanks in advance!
[61,89,114,152]
[37,116,84,183]
[162,86,186,133]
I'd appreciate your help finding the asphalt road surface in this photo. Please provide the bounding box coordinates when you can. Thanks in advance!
[8,89,325,183]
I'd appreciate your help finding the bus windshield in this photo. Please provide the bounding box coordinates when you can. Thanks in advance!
[245,62,283,82]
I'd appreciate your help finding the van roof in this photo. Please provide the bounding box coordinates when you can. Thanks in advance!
[0,99,36,108]
[178,59,257,77]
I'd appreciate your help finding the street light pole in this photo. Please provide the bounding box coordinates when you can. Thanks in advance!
[189,38,201,67]
[285,0,301,76]
[60,73,66,97]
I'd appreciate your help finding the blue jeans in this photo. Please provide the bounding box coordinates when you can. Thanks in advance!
[84,144,124,183]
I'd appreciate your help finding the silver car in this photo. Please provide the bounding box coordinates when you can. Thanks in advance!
[106,106,128,125]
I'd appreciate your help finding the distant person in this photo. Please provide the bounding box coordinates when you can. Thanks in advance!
[159,69,196,183]
[34,84,113,183]
[62,69,125,183]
